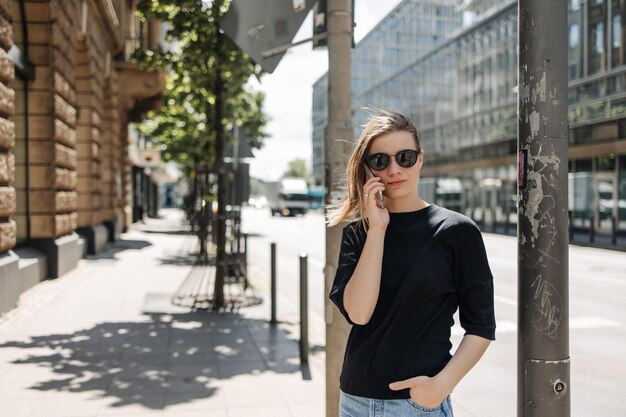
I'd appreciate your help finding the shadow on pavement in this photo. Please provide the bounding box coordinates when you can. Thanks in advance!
[139,229,194,236]
[157,254,204,266]
[241,232,264,238]
[84,239,153,261]
[0,312,304,411]
[156,235,211,266]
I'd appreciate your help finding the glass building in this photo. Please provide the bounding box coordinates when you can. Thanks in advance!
[311,0,463,186]
[355,0,518,231]
[316,0,626,248]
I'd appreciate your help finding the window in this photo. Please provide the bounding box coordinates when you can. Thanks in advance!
[613,15,621,49]
[594,22,605,54]
[569,23,580,48]
[569,63,579,80]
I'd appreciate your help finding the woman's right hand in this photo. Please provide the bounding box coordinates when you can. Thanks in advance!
[363,176,389,231]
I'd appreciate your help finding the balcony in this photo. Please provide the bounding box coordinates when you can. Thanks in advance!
[116,15,166,120]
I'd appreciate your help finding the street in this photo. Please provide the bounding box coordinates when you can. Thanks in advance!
[242,207,327,349]
[241,206,626,417]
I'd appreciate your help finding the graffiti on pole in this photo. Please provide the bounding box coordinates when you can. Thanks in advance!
[529,274,563,339]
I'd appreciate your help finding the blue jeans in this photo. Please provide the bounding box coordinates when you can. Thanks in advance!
[339,390,454,417]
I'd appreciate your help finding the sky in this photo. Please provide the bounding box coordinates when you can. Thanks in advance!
[248,0,403,181]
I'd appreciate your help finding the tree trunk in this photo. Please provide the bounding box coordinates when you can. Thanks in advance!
[213,2,226,308]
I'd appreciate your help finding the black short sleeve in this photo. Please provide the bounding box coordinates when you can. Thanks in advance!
[329,223,365,326]
[453,223,496,340]
[329,206,495,400]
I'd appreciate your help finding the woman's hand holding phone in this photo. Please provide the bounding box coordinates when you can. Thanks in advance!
[363,165,389,231]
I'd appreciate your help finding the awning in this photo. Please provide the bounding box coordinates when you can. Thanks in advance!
[129,145,162,168]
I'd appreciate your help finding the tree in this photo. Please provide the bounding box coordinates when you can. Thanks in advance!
[132,0,268,175]
[283,158,311,180]
[132,0,268,308]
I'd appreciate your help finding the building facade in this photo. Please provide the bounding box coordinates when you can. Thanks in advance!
[330,0,626,248]
[356,0,517,226]
[311,0,463,185]
[0,0,165,315]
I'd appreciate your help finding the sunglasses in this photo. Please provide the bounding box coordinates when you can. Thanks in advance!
[364,149,421,171]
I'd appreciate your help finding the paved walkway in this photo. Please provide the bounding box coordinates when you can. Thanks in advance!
[0,210,324,417]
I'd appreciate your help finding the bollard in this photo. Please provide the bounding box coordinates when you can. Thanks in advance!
[270,242,277,324]
[612,217,617,245]
[504,211,510,235]
[243,233,248,277]
[589,215,595,243]
[299,253,309,365]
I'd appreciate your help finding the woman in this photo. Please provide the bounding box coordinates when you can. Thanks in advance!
[328,111,496,417]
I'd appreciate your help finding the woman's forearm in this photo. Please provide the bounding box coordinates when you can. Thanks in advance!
[435,334,491,394]
[343,227,386,325]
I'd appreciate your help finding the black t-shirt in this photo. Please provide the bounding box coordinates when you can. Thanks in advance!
[329,204,496,400]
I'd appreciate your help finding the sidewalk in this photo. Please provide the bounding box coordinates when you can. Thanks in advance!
[0,210,325,417]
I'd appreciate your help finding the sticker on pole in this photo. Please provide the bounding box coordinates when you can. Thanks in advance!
[518,149,528,189]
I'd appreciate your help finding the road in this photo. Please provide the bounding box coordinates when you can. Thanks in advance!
[241,206,327,349]
[241,206,626,417]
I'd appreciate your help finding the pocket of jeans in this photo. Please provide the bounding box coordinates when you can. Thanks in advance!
[406,397,442,413]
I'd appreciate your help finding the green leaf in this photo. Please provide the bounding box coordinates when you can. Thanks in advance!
[133,0,268,173]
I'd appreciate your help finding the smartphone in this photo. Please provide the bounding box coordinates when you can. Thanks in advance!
[364,165,385,209]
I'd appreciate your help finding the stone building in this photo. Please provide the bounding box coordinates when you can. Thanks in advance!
[0,0,165,315]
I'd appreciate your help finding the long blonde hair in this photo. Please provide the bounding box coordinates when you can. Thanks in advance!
[326,111,421,227]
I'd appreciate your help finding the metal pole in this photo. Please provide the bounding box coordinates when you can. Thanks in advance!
[300,253,309,365]
[518,1,570,417]
[324,1,354,416]
[270,242,277,324]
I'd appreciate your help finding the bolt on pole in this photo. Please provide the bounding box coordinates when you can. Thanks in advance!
[517,1,570,417]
